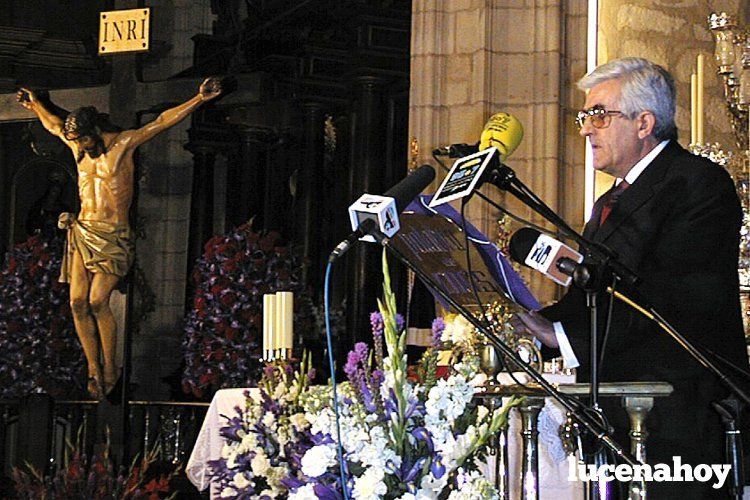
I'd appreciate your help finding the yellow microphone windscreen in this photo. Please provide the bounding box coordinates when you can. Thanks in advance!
[479,112,524,160]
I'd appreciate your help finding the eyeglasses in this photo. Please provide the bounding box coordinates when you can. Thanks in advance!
[575,106,623,129]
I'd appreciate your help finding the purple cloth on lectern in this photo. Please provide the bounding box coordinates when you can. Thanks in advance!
[402,194,540,312]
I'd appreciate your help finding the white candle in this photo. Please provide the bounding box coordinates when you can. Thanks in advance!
[263,294,276,360]
[690,72,697,145]
[697,53,704,145]
[276,291,294,351]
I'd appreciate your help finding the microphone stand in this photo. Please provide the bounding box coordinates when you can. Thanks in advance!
[376,235,640,468]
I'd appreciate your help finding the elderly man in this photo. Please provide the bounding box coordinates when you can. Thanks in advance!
[515,58,747,498]
[18,78,222,399]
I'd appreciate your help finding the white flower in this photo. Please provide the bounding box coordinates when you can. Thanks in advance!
[420,471,449,493]
[232,472,251,490]
[288,483,318,499]
[273,383,287,400]
[447,470,498,499]
[220,443,235,459]
[262,411,277,430]
[250,450,271,476]
[301,444,337,478]
[239,431,257,454]
[307,408,335,436]
[220,487,238,498]
[226,452,239,470]
[441,314,474,345]
[289,412,308,432]
[352,466,387,499]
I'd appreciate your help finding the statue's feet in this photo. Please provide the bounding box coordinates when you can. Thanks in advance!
[87,375,104,401]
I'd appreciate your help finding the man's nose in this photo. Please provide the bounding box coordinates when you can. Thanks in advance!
[578,119,594,138]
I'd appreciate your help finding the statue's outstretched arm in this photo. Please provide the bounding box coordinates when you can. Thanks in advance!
[17,87,67,140]
[127,77,222,148]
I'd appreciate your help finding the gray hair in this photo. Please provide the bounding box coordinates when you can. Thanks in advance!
[578,57,677,141]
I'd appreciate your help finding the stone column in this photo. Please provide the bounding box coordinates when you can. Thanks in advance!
[346,75,389,345]
[232,127,271,228]
[186,147,216,271]
[262,131,288,232]
[296,102,326,290]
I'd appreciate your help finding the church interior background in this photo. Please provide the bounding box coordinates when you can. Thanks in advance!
[0,0,749,497]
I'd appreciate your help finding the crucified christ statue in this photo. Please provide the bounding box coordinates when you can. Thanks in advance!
[18,78,223,399]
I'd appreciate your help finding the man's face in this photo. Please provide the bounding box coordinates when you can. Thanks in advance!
[66,132,104,158]
[578,79,644,179]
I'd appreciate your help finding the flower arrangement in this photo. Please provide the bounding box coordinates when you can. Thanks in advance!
[12,441,178,499]
[182,223,315,398]
[0,230,85,398]
[209,251,522,499]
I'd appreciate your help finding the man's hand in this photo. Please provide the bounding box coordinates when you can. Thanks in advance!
[198,77,222,102]
[511,310,559,348]
[16,87,38,110]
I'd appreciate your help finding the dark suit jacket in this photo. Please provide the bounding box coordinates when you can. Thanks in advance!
[541,141,747,497]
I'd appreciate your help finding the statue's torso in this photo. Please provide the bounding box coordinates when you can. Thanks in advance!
[76,134,134,226]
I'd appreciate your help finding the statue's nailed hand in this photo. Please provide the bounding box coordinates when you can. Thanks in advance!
[199,77,223,102]
[16,87,37,110]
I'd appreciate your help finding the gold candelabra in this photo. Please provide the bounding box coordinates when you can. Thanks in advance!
[708,12,750,336]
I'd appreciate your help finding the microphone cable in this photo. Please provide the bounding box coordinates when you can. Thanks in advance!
[323,260,350,499]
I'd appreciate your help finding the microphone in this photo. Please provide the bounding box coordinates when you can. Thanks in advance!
[429,112,524,208]
[432,143,479,158]
[329,164,436,262]
[479,112,524,161]
[432,111,524,160]
[508,227,583,287]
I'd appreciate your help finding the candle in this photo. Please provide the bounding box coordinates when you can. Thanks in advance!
[696,53,704,145]
[276,291,294,352]
[690,72,697,145]
[263,294,276,360]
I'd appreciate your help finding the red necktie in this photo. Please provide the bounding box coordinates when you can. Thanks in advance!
[599,181,630,225]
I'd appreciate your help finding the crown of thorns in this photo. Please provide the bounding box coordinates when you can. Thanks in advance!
[63,107,99,139]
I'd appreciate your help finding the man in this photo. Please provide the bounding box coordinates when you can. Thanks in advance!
[514,58,747,498]
[18,78,222,399]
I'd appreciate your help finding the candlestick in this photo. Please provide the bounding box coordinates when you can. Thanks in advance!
[697,53,705,145]
[276,291,294,352]
[263,294,276,360]
[691,72,698,145]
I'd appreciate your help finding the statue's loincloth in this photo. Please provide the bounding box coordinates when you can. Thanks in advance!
[58,212,134,283]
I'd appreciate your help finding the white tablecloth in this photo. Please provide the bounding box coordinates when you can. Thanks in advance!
[186,388,260,497]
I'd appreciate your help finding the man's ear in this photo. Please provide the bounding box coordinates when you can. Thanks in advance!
[637,111,656,139]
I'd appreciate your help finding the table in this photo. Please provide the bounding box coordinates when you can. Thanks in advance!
[186,388,259,498]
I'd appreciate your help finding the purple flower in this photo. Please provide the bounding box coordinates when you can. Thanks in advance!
[313,484,343,500]
[395,313,405,332]
[431,317,445,348]
[369,312,384,338]
[431,455,446,478]
[411,427,434,453]
[344,342,369,380]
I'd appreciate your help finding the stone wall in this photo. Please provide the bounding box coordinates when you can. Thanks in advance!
[598,0,748,159]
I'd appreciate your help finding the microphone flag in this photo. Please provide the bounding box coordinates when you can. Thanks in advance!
[347,193,400,243]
